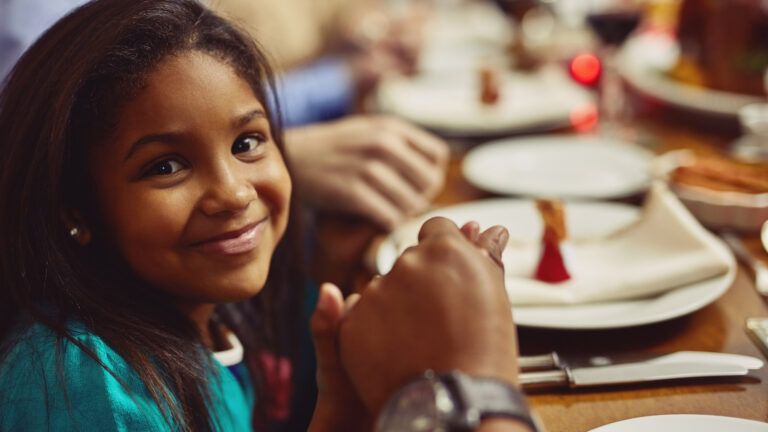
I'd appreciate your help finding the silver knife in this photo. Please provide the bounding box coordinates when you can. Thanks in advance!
[519,360,749,388]
[519,351,764,371]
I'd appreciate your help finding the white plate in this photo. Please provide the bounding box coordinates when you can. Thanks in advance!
[618,33,764,118]
[462,135,653,199]
[589,415,768,432]
[376,67,594,136]
[376,199,735,330]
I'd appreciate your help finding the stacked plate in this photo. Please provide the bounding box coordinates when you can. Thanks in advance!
[461,135,653,199]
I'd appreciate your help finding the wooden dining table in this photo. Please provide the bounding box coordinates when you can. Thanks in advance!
[311,106,768,431]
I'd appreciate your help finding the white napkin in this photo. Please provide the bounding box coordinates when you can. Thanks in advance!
[503,183,733,305]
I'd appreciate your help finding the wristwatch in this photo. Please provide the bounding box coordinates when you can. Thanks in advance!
[376,370,538,432]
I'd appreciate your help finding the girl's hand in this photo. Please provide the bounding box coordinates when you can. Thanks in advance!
[308,283,371,432]
[338,217,519,415]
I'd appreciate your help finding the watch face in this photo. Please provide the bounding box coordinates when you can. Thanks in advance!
[376,378,453,432]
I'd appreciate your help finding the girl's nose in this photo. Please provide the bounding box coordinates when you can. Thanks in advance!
[199,166,257,216]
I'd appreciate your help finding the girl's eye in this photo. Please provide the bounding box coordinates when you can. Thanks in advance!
[143,159,186,177]
[232,134,266,156]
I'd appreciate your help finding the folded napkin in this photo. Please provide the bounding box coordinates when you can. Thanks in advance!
[503,183,733,305]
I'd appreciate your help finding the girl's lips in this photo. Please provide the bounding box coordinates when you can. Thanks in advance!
[191,219,267,255]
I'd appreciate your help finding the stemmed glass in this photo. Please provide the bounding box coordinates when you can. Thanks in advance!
[489,0,544,70]
[583,0,643,138]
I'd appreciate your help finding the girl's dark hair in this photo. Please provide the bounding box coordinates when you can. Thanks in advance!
[0,0,304,430]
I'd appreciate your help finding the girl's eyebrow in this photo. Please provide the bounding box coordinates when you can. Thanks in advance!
[233,109,266,129]
[124,132,182,162]
[123,109,267,162]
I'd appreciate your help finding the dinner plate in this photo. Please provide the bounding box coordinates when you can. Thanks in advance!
[589,415,768,432]
[618,33,764,118]
[375,198,736,330]
[375,67,593,136]
[462,135,653,199]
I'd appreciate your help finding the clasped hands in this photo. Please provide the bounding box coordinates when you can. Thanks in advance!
[309,216,519,431]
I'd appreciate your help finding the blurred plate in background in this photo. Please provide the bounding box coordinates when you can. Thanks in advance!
[462,135,653,199]
[376,67,593,136]
[618,33,764,118]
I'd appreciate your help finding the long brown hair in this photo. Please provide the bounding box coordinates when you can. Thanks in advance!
[0,0,305,430]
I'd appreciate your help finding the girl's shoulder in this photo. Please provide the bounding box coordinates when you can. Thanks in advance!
[0,320,172,431]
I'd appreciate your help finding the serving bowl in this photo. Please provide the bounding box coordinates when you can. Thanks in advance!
[656,150,768,233]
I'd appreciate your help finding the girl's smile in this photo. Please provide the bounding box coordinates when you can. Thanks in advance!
[187,216,269,256]
[89,50,292,304]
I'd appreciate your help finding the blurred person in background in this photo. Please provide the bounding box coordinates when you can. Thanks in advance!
[210,0,429,126]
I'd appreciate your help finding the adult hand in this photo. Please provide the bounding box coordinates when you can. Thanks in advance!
[308,283,369,432]
[284,116,449,231]
[338,217,518,415]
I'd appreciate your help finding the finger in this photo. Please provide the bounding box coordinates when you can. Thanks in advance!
[417,216,461,243]
[476,225,509,269]
[311,283,346,372]
[344,293,362,315]
[366,130,443,195]
[388,117,450,167]
[360,160,429,215]
[460,221,480,244]
[346,180,406,231]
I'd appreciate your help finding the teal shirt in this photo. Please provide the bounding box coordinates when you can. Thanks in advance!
[0,321,255,431]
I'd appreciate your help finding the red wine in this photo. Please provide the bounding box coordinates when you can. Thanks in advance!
[491,0,539,20]
[586,10,641,46]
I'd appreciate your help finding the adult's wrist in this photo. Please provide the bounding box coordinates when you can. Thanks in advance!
[375,370,538,432]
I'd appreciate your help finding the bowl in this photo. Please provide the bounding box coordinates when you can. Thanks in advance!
[672,183,768,232]
[656,150,768,233]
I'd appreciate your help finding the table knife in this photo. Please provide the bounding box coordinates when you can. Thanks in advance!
[519,351,764,371]
[519,360,749,389]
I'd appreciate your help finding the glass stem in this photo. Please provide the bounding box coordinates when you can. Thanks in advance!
[599,46,625,136]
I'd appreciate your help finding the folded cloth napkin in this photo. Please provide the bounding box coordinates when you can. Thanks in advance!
[503,182,733,304]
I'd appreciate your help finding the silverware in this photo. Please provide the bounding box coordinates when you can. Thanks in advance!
[747,318,768,359]
[518,351,763,389]
[722,233,768,296]
[519,351,763,371]
[519,360,748,389]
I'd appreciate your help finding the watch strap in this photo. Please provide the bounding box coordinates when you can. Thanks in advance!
[445,371,538,432]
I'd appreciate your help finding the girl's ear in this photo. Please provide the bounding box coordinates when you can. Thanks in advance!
[62,209,92,246]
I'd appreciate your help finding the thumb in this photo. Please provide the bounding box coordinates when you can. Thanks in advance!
[311,283,346,374]
[477,225,509,270]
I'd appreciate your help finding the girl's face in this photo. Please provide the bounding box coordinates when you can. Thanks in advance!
[89,51,291,306]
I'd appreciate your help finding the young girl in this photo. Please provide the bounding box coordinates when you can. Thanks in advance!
[0,1,530,431]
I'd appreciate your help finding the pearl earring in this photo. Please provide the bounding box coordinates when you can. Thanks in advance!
[69,227,80,237]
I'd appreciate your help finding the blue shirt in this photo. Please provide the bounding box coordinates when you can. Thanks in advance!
[0,320,254,431]
[277,57,355,127]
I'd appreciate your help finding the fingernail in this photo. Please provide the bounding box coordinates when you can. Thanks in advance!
[498,228,509,247]
[317,283,334,313]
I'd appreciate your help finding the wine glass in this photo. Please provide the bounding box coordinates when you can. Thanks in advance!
[489,0,543,70]
[583,0,643,137]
